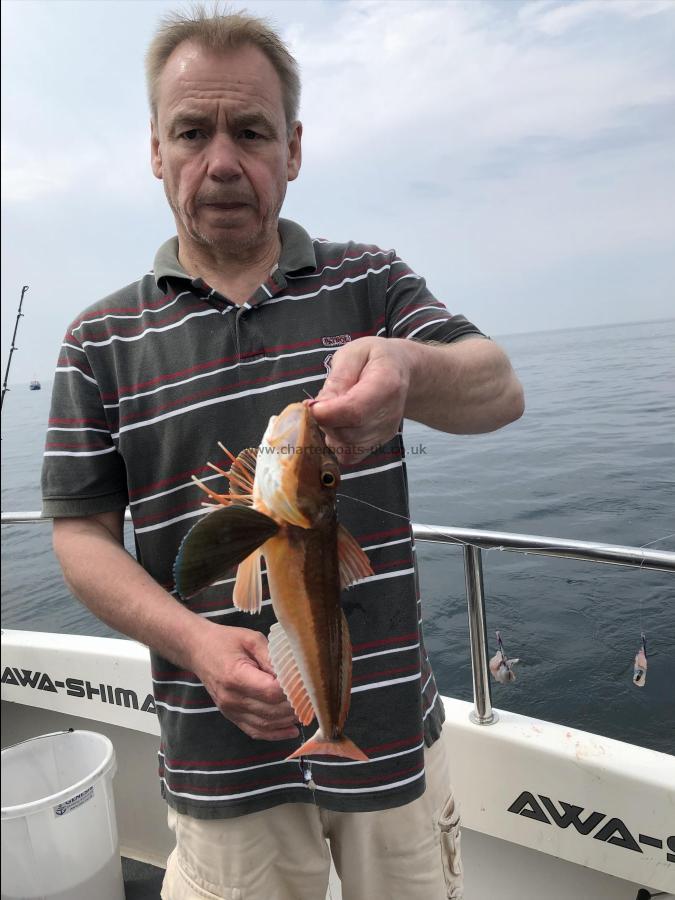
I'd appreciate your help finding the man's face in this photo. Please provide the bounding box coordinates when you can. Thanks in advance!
[151,41,302,255]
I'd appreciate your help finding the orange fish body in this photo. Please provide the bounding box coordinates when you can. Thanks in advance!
[263,524,359,759]
[174,402,372,760]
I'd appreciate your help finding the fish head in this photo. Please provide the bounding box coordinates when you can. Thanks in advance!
[253,402,340,528]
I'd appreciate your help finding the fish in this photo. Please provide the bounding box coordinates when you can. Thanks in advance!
[173,401,373,761]
[489,630,519,684]
[633,633,647,688]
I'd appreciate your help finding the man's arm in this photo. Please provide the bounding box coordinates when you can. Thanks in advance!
[52,512,298,741]
[311,336,524,463]
[404,337,524,433]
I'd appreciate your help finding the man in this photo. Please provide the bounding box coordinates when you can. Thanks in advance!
[42,8,524,900]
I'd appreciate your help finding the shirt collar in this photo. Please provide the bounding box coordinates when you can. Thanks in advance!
[277,218,316,276]
[152,218,317,293]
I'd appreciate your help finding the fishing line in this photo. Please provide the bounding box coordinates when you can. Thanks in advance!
[337,492,518,562]
[211,431,675,566]
[633,533,675,668]
[295,726,335,900]
[336,493,675,571]
[639,532,675,548]
[337,491,538,558]
[338,489,674,688]
[336,493,412,522]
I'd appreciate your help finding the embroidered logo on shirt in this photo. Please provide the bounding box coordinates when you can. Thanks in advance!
[321,334,352,348]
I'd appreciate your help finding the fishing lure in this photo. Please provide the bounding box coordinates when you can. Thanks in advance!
[633,633,647,688]
[489,630,520,684]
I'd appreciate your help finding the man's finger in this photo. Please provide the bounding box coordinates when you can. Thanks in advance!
[224,689,295,717]
[318,427,378,465]
[312,341,372,417]
[313,359,401,433]
[233,659,288,704]
[319,341,370,394]
[242,721,300,742]
[241,630,277,676]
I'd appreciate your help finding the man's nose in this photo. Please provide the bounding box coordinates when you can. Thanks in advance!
[206,134,243,180]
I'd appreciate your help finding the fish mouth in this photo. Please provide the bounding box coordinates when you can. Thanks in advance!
[254,408,313,528]
[268,406,305,450]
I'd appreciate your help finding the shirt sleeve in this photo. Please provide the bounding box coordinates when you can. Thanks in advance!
[41,328,128,517]
[384,253,486,343]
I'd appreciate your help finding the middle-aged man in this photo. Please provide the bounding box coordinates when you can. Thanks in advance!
[42,8,524,900]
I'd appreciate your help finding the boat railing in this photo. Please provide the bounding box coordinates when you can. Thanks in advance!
[2,512,674,728]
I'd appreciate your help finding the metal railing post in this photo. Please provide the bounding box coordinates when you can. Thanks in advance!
[463,545,497,725]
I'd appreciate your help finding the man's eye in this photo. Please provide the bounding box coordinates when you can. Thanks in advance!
[241,129,261,140]
[180,129,205,141]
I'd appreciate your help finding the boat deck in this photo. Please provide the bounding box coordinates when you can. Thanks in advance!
[122,858,164,898]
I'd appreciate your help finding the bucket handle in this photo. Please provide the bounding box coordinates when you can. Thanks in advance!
[2,728,74,753]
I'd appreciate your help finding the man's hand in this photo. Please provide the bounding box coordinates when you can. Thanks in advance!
[53,514,298,743]
[310,335,524,463]
[311,337,412,464]
[194,623,299,742]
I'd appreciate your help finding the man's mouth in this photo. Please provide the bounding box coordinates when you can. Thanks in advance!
[201,201,249,210]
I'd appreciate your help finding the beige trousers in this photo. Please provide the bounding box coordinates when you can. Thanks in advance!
[161,725,462,900]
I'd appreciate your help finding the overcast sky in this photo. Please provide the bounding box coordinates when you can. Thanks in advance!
[2,0,674,383]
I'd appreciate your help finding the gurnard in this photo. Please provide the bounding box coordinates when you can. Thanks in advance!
[174,402,373,760]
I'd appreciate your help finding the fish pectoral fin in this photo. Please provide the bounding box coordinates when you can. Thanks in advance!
[267,622,315,726]
[174,506,279,600]
[233,548,264,614]
[337,524,374,590]
[226,446,258,499]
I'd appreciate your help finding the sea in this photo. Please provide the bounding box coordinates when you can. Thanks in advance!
[1,319,674,755]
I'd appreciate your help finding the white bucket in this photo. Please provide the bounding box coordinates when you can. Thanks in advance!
[1,730,125,900]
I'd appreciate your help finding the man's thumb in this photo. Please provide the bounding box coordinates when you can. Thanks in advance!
[244,631,275,675]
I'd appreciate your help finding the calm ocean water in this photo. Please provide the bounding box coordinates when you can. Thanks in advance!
[1,319,674,754]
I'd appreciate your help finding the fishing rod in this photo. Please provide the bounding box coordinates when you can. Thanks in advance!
[1,285,29,414]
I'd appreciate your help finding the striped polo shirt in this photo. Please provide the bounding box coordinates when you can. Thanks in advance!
[41,218,484,819]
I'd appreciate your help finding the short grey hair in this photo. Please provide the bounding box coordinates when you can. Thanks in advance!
[145,5,301,130]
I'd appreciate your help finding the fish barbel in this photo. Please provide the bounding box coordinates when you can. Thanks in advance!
[173,402,373,760]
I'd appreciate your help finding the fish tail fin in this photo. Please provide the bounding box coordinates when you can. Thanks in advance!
[287,732,368,762]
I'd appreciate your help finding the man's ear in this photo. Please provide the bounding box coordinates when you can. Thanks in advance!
[151,119,162,180]
[287,121,302,182]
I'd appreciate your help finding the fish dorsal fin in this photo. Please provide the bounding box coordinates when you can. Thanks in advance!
[233,549,264,614]
[268,622,315,726]
[174,506,278,600]
[337,524,374,590]
[227,446,257,500]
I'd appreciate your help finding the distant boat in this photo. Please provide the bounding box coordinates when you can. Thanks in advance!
[29,380,41,391]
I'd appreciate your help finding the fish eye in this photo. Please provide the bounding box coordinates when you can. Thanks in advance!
[321,471,336,487]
